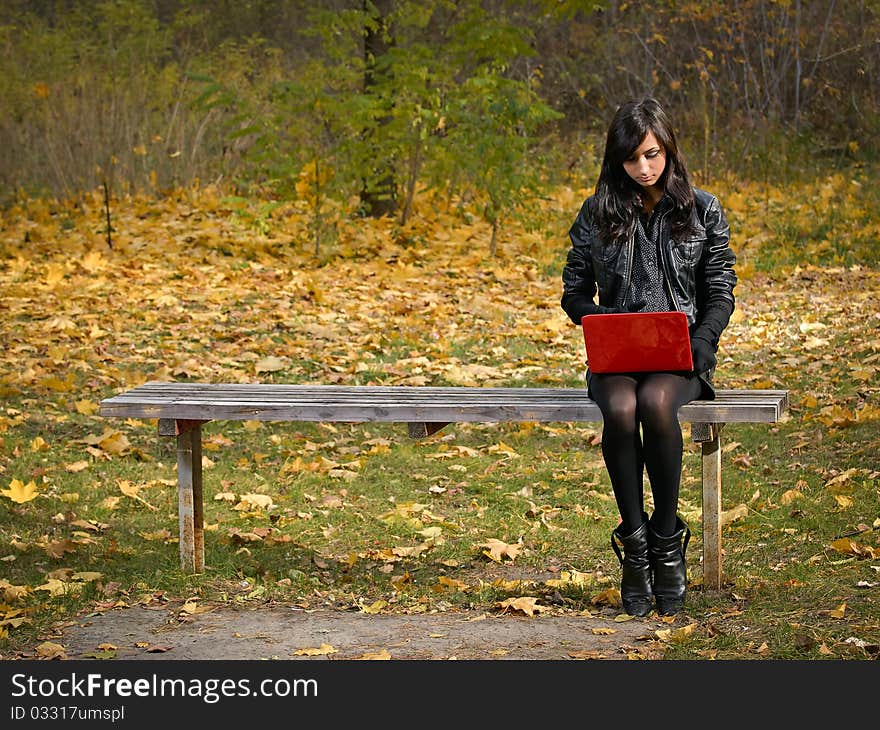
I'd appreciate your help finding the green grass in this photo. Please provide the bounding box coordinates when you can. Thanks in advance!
[3,390,877,659]
[1,168,879,660]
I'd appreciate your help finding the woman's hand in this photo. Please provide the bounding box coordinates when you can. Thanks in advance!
[691,337,717,373]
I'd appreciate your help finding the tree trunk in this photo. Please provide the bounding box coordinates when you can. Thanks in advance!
[361,0,398,218]
[490,217,500,258]
[400,124,423,226]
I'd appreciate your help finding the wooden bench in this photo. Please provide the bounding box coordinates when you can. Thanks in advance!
[98,383,789,589]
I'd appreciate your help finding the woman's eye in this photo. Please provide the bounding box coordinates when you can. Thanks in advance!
[646,150,661,159]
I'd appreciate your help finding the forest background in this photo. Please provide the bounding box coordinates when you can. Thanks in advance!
[2,0,879,248]
[1,0,879,661]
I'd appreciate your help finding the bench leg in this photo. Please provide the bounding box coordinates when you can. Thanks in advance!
[177,424,204,573]
[408,422,449,439]
[699,425,723,589]
[160,419,205,573]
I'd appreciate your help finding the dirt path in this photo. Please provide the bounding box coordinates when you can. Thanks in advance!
[56,602,665,660]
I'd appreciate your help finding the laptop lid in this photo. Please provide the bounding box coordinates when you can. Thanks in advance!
[581,311,693,374]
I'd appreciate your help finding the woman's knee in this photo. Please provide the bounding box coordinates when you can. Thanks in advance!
[638,388,678,431]
[600,392,638,432]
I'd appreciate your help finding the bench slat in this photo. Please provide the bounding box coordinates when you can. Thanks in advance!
[100,383,788,424]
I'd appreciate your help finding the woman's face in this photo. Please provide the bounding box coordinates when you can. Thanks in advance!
[622,131,667,190]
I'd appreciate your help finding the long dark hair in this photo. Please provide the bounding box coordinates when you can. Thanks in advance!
[593,97,694,244]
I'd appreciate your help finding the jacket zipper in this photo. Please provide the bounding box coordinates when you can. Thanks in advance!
[624,227,635,295]
[657,211,681,311]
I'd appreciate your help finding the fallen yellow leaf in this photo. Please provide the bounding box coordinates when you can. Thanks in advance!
[720,503,748,526]
[293,643,337,656]
[780,489,803,505]
[140,529,174,541]
[495,596,546,616]
[44,539,78,558]
[392,544,428,558]
[830,538,879,559]
[436,576,469,592]
[1,580,31,601]
[118,480,158,511]
[75,399,100,415]
[478,538,521,563]
[361,600,387,614]
[1,479,40,504]
[255,356,288,373]
[234,493,275,511]
[71,571,103,582]
[97,429,131,455]
[355,648,391,660]
[99,495,121,510]
[545,569,596,588]
[36,579,75,597]
[487,441,520,458]
[178,600,211,615]
[35,641,67,659]
[655,623,699,642]
[591,587,621,607]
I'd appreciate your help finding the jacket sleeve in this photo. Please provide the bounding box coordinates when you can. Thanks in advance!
[561,198,601,325]
[691,194,737,349]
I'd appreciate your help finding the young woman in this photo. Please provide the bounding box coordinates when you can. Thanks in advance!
[561,97,737,616]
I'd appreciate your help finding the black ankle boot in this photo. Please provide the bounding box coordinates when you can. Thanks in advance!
[611,517,653,617]
[648,517,691,616]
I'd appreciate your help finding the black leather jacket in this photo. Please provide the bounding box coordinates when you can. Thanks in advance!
[561,187,737,351]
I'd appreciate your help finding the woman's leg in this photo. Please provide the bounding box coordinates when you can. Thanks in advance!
[636,373,702,536]
[592,373,653,616]
[590,373,644,536]
[637,373,702,615]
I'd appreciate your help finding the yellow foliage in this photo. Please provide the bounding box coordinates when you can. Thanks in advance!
[293,643,337,656]
[35,641,67,659]
[1,479,40,504]
[478,538,521,563]
[495,596,546,616]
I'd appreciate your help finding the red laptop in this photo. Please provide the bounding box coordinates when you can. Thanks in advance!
[581,311,693,374]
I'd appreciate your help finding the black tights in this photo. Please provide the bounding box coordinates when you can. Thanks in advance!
[590,372,702,537]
